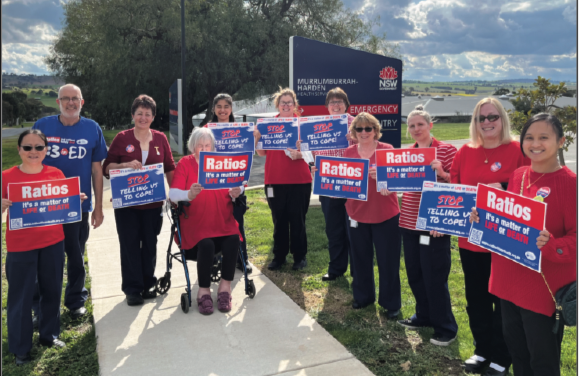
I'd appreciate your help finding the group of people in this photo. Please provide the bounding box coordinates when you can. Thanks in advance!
[1,83,575,376]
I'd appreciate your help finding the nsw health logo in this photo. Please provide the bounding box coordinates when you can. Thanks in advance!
[379,66,398,91]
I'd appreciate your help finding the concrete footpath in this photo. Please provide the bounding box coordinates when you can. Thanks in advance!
[87,187,372,375]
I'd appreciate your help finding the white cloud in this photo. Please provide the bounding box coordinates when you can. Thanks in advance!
[2,43,52,74]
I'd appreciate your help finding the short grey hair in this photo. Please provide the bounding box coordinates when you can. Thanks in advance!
[58,84,83,99]
[188,127,215,153]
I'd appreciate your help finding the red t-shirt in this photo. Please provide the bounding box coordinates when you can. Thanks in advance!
[170,155,240,249]
[2,165,65,252]
[102,129,175,210]
[450,140,530,252]
[344,142,400,224]
[399,138,457,230]
[490,166,577,316]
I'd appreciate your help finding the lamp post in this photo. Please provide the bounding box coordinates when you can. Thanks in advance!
[180,0,189,155]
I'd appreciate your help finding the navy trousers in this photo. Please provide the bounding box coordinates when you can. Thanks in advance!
[348,215,401,310]
[233,194,247,264]
[114,207,163,295]
[319,196,350,276]
[7,241,64,356]
[401,228,458,338]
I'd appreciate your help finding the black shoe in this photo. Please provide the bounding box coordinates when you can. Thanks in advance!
[32,315,39,330]
[397,318,427,330]
[15,353,31,366]
[463,355,491,374]
[430,334,457,346]
[40,338,66,348]
[352,300,372,309]
[322,273,340,281]
[126,294,144,306]
[292,259,308,270]
[385,309,400,319]
[141,289,157,299]
[70,307,87,319]
[483,368,507,376]
[236,261,253,274]
[267,259,286,271]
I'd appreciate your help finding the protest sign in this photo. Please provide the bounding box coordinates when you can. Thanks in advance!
[198,151,253,190]
[416,182,477,237]
[110,163,166,208]
[375,148,436,192]
[468,184,546,272]
[206,122,255,153]
[313,156,369,201]
[256,118,299,150]
[8,177,82,230]
[298,114,349,151]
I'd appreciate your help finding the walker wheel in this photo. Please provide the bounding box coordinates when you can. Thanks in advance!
[181,293,189,313]
[210,259,222,282]
[155,277,171,295]
[247,280,256,299]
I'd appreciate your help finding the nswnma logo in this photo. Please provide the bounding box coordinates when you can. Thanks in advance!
[379,67,398,91]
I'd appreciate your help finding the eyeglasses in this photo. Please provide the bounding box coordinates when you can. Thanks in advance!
[478,114,500,123]
[59,97,82,103]
[329,100,344,106]
[355,127,374,133]
[280,101,294,107]
[21,145,46,151]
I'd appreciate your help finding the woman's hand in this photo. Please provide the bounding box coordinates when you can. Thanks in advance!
[488,182,504,190]
[80,193,88,202]
[310,165,318,179]
[430,230,445,237]
[379,188,393,196]
[2,198,12,214]
[431,159,449,180]
[229,187,242,199]
[369,167,377,180]
[469,207,480,223]
[188,183,203,201]
[296,140,302,151]
[253,129,261,146]
[123,160,142,170]
[536,230,551,249]
[287,148,303,160]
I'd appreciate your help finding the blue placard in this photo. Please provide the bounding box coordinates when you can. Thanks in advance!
[375,148,437,192]
[299,115,349,151]
[416,182,477,237]
[198,151,253,190]
[207,123,255,153]
[7,177,82,230]
[110,163,167,208]
[256,118,299,150]
[313,155,369,201]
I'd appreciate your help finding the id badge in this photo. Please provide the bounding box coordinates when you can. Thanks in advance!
[267,187,274,198]
[350,218,358,228]
[420,235,430,246]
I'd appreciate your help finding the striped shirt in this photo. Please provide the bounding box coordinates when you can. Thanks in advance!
[399,138,457,230]
[312,114,355,157]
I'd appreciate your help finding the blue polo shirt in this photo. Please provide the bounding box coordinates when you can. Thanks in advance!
[33,115,108,212]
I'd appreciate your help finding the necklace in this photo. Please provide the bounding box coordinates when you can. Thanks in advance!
[527,168,546,189]
[482,143,500,163]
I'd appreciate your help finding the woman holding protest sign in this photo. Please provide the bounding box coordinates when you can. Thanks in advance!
[206,93,252,274]
[2,129,87,364]
[253,87,312,271]
[169,127,242,315]
[450,97,529,376]
[103,95,176,306]
[470,113,576,376]
[397,105,459,346]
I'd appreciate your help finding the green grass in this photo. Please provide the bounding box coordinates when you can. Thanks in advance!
[400,123,470,144]
[2,88,60,110]
[244,189,577,376]
[2,223,99,375]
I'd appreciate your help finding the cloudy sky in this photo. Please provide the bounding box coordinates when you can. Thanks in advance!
[1,0,577,81]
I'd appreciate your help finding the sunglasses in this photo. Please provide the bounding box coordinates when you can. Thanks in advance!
[21,145,46,152]
[478,114,500,123]
[355,127,374,133]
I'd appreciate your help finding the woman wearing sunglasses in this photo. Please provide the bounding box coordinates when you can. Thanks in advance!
[342,112,401,317]
[450,97,529,376]
[2,129,86,365]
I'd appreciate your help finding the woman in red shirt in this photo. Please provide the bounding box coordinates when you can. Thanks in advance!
[343,112,401,317]
[253,88,312,271]
[397,105,458,346]
[450,97,529,376]
[2,130,85,364]
[103,95,176,306]
[471,113,576,376]
[169,128,242,315]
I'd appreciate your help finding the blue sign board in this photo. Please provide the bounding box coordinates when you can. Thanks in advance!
[256,118,299,150]
[299,115,349,151]
[313,156,369,201]
[207,123,255,153]
[110,164,167,208]
[416,182,477,237]
[375,148,437,192]
[198,151,253,190]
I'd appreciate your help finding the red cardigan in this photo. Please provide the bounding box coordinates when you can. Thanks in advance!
[103,129,175,210]
[489,166,577,316]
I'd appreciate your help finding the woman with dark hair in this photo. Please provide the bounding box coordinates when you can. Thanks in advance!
[2,129,86,365]
[103,94,176,306]
[206,93,252,273]
[471,113,576,376]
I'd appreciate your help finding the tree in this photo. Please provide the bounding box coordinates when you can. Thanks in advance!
[493,88,509,95]
[46,0,400,129]
[509,76,575,166]
[424,87,429,92]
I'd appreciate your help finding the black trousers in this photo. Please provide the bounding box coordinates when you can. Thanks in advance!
[459,248,511,367]
[7,241,64,356]
[501,299,565,376]
[265,183,311,263]
[401,228,458,338]
[195,235,239,288]
[348,215,401,310]
[319,196,350,276]
[114,207,163,295]
[233,194,247,264]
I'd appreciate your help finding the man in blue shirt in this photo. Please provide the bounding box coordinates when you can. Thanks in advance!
[33,84,108,326]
